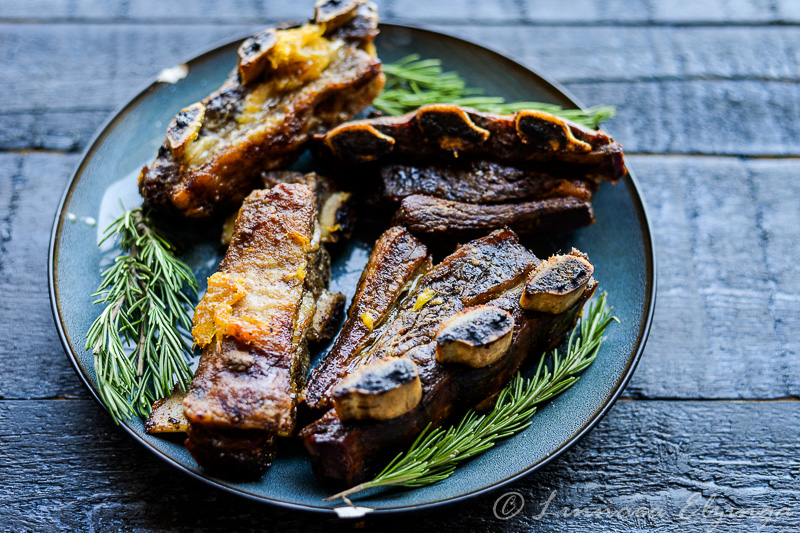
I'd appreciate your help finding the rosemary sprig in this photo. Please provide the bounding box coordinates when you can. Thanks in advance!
[374,54,615,128]
[326,292,617,503]
[85,207,198,423]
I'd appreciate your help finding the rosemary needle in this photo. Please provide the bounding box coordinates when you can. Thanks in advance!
[374,54,616,128]
[326,292,618,503]
[85,207,198,423]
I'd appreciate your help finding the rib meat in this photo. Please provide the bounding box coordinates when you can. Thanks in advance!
[261,171,355,244]
[302,226,430,413]
[183,183,342,478]
[220,170,356,247]
[374,160,595,206]
[139,0,384,218]
[299,227,597,487]
[313,103,626,239]
[316,104,626,178]
[394,194,595,239]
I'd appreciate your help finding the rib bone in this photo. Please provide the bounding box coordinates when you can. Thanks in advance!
[436,305,514,368]
[331,357,422,421]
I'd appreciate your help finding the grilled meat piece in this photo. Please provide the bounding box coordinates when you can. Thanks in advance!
[139,0,384,218]
[145,389,189,434]
[394,194,595,240]
[315,104,626,180]
[299,228,597,487]
[314,103,625,240]
[261,171,355,244]
[301,226,430,413]
[220,170,356,246]
[183,183,342,478]
[374,160,596,206]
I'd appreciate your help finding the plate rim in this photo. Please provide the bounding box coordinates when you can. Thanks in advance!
[48,21,657,516]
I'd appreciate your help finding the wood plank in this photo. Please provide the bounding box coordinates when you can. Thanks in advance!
[1,0,799,25]
[1,399,798,530]
[435,25,800,83]
[7,24,800,114]
[3,24,800,153]
[0,24,253,113]
[625,155,800,399]
[0,153,85,399]
[570,80,800,156]
[4,79,797,155]
[1,152,797,401]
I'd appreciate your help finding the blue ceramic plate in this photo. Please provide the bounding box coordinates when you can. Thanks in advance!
[49,24,655,515]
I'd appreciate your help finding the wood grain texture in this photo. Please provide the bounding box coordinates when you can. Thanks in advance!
[3,23,800,152]
[1,399,798,531]
[7,23,800,114]
[2,0,800,25]
[1,0,799,529]
[0,153,85,400]
[571,80,800,156]
[625,155,800,400]
[434,25,800,83]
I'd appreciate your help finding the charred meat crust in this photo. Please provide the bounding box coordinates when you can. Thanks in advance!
[299,228,597,487]
[261,170,355,243]
[185,426,276,480]
[303,282,595,488]
[313,104,622,239]
[139,2,384,218]
[302,226,430,412]
[314,103,627,181]
[394,194,595,240]
[220,170,356,247]
[374,160,596,206]
[331,356,423,421]
[183,183,336,477]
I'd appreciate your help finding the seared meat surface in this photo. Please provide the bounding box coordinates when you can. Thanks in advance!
[220,170,356,246]
[261,171,355,244]
[314,103,626,239]
[139,0,384,218]
[302,226,430,412]
[394,194,595,239]
[316,104,626,177]
[375,160,595,205]
[299,228,597,487]
[183,183,342,478]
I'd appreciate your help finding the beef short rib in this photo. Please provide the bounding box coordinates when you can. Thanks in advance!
[299,227,597,487]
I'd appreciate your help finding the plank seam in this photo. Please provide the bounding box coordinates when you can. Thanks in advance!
[2,18,800,27]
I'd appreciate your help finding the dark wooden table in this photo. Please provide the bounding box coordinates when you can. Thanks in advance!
[2,1,799,531]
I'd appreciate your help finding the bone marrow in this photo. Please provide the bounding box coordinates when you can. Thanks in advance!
[166,102,205,158]
[520,249,594,314]
[436,306,515,368]
[331,357,423,421]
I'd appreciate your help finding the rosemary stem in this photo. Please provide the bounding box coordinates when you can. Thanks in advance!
[85,207,197,423]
